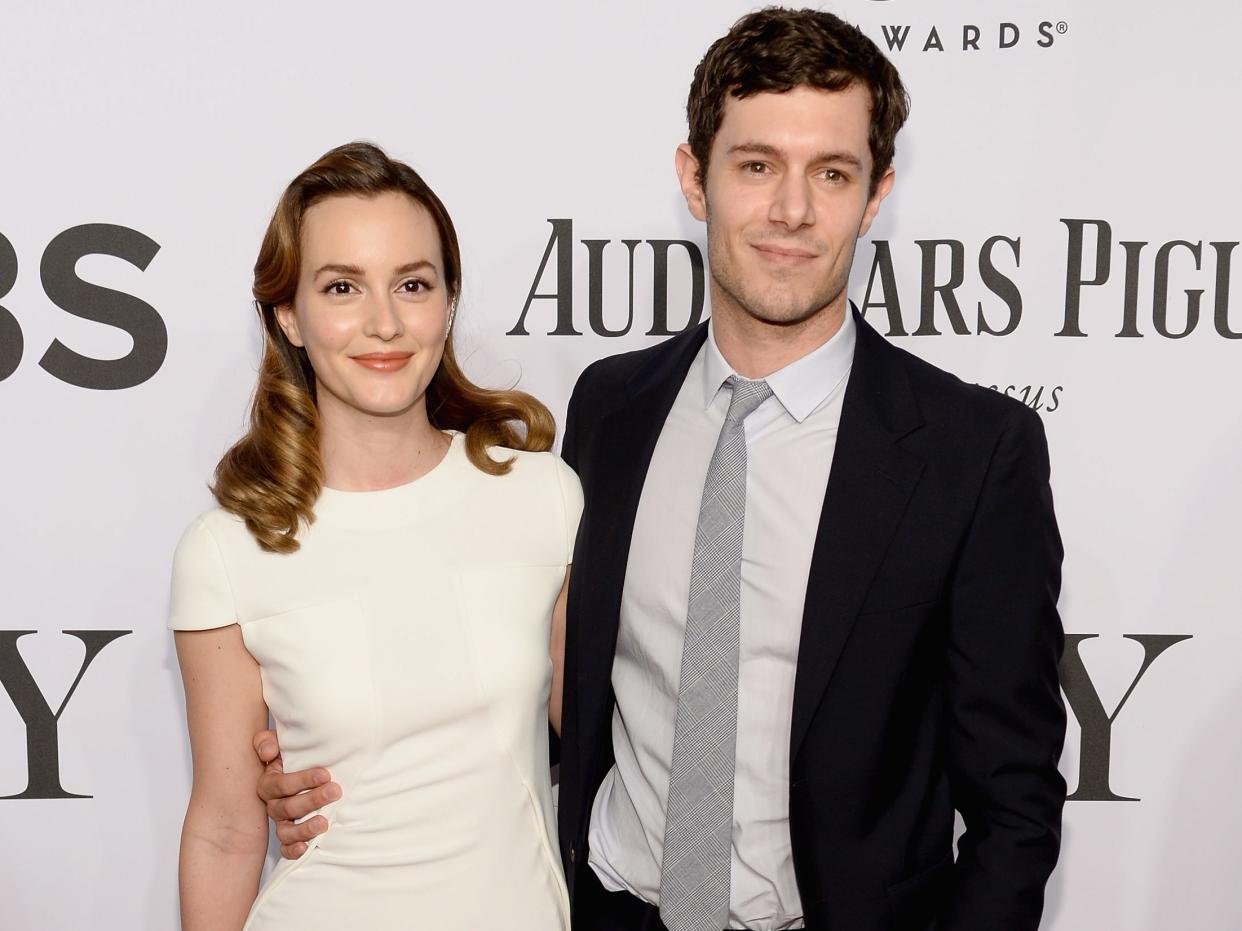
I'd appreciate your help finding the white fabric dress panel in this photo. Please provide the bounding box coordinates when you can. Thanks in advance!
[169,432,582,930]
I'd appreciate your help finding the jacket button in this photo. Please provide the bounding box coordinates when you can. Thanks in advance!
[570,845,576,863]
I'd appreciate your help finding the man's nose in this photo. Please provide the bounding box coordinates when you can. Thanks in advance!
[769,173,815,230]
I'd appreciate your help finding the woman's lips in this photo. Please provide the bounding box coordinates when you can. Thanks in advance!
[351,352,413,372]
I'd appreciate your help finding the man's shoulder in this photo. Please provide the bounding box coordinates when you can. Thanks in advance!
[574,343,652,392]
[570,326,703,407]
[868,327,1037,436]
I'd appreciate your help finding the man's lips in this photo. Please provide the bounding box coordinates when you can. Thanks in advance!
[751,243,819,264]
[351,352,413,372]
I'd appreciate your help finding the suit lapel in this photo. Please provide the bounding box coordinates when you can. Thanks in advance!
[577,324,710,741]
[790,313,926,760]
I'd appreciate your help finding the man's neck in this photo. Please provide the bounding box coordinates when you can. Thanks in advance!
[710,291,849,380]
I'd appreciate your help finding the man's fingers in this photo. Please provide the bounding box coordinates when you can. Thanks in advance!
[275,814,328,847]
[264,781,341,822]
[256,766,333,805]
[252,731,336,857]
[253,729,281,765]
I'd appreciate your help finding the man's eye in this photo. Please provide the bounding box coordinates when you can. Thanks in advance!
[742,161,769,174]
[820,169,845,182]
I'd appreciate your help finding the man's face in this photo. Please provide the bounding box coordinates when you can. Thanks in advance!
[678,83,894,329]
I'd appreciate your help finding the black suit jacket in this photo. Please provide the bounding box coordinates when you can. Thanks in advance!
[557,311,1066,931]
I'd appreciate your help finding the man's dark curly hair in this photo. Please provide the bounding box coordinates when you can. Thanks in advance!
[687,7,910,195]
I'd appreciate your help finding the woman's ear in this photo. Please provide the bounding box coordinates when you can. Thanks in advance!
[274,304,304,347]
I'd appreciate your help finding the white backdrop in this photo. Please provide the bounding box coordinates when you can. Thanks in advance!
[2,1,1239,928]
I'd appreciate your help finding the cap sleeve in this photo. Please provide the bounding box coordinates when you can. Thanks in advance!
[553,455,583,566]
[168,517,237,631]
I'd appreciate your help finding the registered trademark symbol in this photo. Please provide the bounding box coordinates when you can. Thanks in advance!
[1057,21,1068,34]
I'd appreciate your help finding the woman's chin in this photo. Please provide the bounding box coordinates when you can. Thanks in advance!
[337,394,426,421]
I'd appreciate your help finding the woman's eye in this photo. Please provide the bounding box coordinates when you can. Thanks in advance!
[325,280,355,295]
[400,279,428,294]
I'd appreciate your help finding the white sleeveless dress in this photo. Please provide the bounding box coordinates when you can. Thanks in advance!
[169,433,581,930]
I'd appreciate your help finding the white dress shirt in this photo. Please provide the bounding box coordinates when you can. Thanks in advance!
[587,312,857,930]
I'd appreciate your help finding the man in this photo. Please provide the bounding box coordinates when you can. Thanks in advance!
[257,8,1066,930]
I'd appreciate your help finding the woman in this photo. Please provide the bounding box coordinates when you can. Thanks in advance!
[170,142,579,930]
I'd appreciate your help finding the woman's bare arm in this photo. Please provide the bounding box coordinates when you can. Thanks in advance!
[175,625,269,930]
[549,566,571,737]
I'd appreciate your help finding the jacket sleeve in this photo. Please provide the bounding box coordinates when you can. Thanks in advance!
[549,362,593,770]
[559,359,595,475]
[941,405,1067,931]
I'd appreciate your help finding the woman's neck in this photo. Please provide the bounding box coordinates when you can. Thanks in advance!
[316,392,449,492]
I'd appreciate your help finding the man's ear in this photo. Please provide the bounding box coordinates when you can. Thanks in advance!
[858,166,895,239]
[273,303,304,348]
[675,143,708,222]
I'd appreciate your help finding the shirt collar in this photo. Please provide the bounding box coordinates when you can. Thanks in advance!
[701,310,857,422]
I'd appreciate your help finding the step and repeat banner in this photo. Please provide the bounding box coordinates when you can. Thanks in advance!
[2,1,1238,928]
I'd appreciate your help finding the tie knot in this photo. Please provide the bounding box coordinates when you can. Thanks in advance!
[724,375,773,424]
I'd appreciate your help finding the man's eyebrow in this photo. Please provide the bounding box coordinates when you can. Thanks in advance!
[313,260,437,277]
[727,142,864,168]
[812,150,864,169]
[728,142,783,160]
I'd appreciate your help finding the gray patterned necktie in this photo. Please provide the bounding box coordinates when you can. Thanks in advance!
[660,375,774,931]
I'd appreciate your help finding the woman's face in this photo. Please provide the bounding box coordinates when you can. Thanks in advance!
[276,191,450,421]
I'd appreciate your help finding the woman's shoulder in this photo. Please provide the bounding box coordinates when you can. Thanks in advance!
[479,445,582,549]
[172,507,255,566]
[179,505,248,540]
[169,508,250,631]
[482,445,579,492]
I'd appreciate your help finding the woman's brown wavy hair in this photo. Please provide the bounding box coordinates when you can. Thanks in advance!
[212,141,555,554]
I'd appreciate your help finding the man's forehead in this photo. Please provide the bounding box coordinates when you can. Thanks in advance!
[725,84,869,125]
[715,83,879,158]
